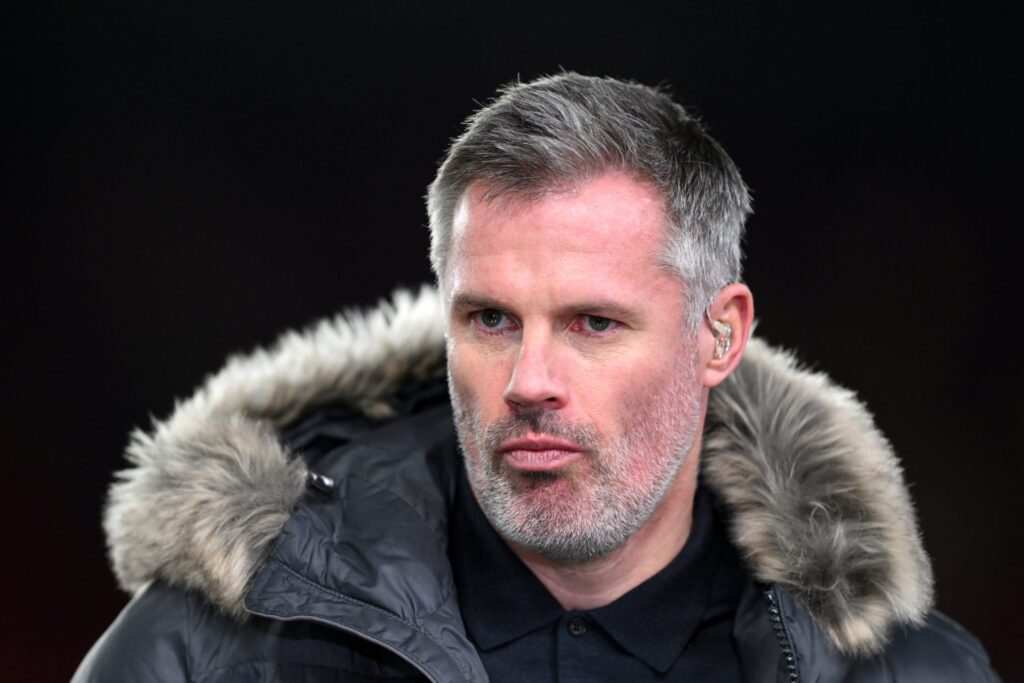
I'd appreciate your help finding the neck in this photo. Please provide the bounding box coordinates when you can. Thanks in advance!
[509,443,701,611]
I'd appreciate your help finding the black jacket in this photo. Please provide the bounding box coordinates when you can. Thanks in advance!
[74,288,998,682]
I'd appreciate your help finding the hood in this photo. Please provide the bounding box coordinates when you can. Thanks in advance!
[104,286,932,657]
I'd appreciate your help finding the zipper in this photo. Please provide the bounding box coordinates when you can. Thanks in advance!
[762,586,800,682]
[245,607,442,683]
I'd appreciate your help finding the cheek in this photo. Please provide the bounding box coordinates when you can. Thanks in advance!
[448,342,506,418]
[613,356,694,429]
[602,356,672,408]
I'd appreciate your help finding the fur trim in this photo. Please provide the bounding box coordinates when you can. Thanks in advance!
[104,285,932,653]
[703,341,933,655]
[104,286,446,617]
[105,416,306,619]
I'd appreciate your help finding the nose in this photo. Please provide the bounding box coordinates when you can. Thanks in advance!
[503,330,567,410]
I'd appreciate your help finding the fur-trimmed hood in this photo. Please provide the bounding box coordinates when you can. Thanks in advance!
[104,286,932,658]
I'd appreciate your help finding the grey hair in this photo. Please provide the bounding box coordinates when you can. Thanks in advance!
[425,72,752,326]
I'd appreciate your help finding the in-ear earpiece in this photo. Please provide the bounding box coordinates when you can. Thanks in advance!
[705,307,732,360]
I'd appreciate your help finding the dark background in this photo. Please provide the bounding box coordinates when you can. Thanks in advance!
[3,2,1020,679]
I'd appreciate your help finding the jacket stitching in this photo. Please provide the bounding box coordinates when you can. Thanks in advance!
[270,557,407,618]
[263,558,469,680]
[195,659,415,679]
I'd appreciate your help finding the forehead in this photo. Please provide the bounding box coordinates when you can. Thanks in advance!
[446,172,682,313]
[451,173,668,264]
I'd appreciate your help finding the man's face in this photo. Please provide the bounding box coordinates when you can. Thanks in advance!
[445,172,706,564]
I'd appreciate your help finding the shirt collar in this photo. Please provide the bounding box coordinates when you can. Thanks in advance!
[449,464,722,671]
[587,486,721,672]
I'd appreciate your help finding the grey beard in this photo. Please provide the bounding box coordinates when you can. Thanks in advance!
[449,361,702,565]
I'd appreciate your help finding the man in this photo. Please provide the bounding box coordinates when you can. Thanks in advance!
[74,74,998,681]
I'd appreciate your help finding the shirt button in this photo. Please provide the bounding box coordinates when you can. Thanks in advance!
[567,617,587,636]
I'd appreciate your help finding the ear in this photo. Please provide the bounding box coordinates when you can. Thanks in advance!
[700,283,754,388]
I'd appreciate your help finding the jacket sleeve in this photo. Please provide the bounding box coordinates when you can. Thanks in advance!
[71,582,193,683]
[850,610,1003,682]
[891,610,1002,682]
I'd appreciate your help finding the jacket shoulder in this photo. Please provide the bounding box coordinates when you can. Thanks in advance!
[74,581,431,682]
[887,611,1000,681]
[849,610,1001,682]
[72,582,193,682]
[764,585,1000,682]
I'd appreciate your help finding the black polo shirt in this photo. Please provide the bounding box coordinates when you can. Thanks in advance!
[449,464,746,682]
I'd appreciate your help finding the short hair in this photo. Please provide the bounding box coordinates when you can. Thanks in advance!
[426,72,751,326]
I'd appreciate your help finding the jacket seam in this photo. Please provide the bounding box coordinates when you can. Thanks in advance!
[194,659,395,679]
[263,558,468,680]
[270,556,410,619]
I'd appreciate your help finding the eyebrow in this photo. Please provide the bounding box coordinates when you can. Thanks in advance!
[450,293,506,314]
[562,300,636,320]
[450,293,637,321]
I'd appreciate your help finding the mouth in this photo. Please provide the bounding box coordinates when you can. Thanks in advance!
[498,435,583,472]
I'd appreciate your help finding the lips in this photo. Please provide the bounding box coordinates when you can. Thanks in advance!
[498,435,583,472]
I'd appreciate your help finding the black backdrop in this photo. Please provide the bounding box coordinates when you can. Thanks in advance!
[3,3,1020,679]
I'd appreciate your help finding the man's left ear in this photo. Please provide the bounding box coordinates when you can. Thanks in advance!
[701,283,754,388]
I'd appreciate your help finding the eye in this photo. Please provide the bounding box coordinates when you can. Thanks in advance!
[570,315,620,335]
[478,309,506,328]
[470,309,517,333]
